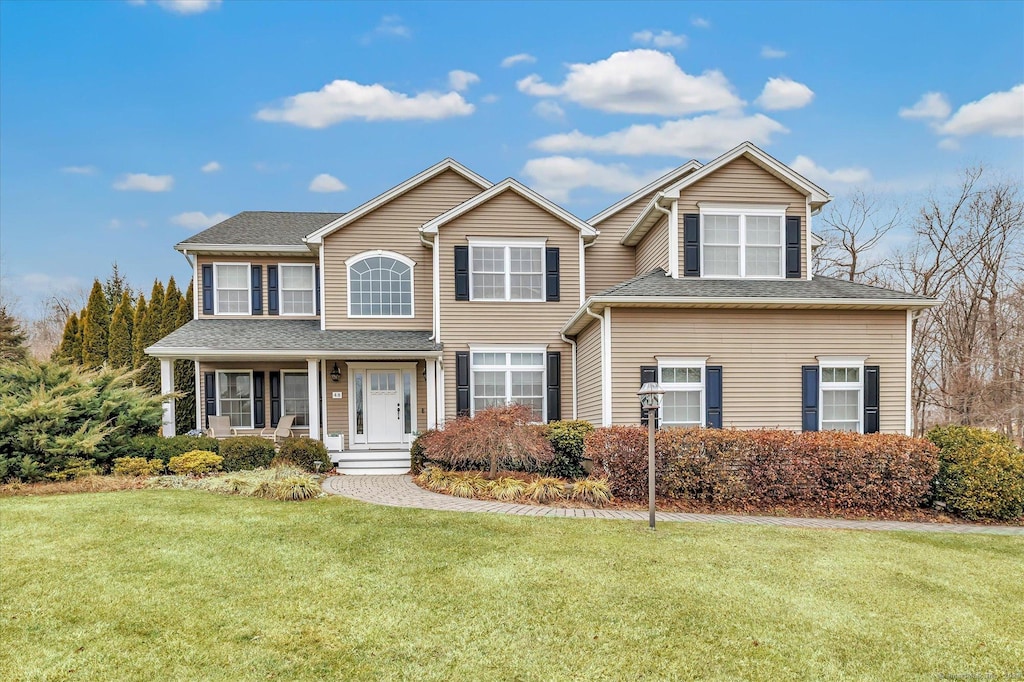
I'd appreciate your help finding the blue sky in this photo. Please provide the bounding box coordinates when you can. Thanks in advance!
[2,0,1022,316]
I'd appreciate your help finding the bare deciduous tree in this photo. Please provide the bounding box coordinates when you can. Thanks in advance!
[815,190,902,283]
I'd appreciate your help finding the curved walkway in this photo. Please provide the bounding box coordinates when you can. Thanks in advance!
[323,475,1023,535]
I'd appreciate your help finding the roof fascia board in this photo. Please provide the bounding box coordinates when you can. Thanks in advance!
[304,158,491,244]
[620,194,665,246]
[588,160,702,225]
[145,347,442,359]
[175,243,314,255]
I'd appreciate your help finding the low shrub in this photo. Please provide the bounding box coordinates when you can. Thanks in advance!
[112,456,165,477]
[220,436,276,471]
[167,450,223,475]
[543,420,595,480]
[257,475,321,501]
[585,426,660,500]
[569,478,612,507]
[409,431,434,475]
[128,435,163,460]
[152,435,220,463]
[524,477,567,503]
[277,438,330,472]
[928,425,1024,521]
[46,457,101,481]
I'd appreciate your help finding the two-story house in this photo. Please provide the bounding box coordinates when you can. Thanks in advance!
[147,142,936,473]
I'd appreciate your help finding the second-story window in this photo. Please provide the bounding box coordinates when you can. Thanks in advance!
[280,264,315,316]
[347,251,414,317]
[214,263,250,315]
[470,240,544,301]
[701,207,785,278]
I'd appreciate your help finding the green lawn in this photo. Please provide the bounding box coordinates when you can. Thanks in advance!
[1,492,1022,681]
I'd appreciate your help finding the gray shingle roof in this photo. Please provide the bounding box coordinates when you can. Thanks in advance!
[177,211,344,247]
[596,269,935,302]
[148,319,439,353]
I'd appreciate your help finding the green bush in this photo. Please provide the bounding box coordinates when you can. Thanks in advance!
[128,435,162,460]
[220,436,276,471]
[543,420,595,480]
[168,450,223,475]
[928,425,1024,521]
[47,457,101,481]
[277,438,330,472]
[113,456,164,476]
[152,435,220,463]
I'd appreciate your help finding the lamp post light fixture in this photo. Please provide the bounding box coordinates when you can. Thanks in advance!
[637,381,665,529]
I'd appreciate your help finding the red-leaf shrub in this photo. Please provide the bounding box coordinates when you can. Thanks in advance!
[421,405,554,478]
[586,426,939,513]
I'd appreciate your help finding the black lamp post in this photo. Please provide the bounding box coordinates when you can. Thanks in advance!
[638,381,665,529]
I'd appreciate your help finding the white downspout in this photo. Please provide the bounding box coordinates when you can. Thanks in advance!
[584,305,608,426]
[419,230,440,342]
[560,332,578,420]
[650,193,673,277]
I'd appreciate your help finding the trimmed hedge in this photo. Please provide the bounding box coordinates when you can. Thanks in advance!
[586,426,939,513]
[131,434,221,463]
[168,450,223,475]
[220,436,276,471]
[277,438,330,472]
[543,420,595,480]
[928,426,1024,521]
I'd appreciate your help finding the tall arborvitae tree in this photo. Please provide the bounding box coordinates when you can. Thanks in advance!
[173,281,196,433]
[131,295,148,369]
[161,276,182,338]
[103,263,131,313]
[136,280,165,391]
[54,312,81,363]
[118,290,134,343]
[0,305,28,363]
[81,280,110,368]
[75,316,84,362]
[107,296,133,368]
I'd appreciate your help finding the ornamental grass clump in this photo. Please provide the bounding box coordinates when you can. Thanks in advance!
[569,478,612,507]
[489,477,526,502]
[524,477,567,503]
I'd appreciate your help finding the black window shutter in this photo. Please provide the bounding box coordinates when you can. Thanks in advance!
[315,265,321,315]
[864,365,880,434]
[251,265,262,314]
[202,264,214,315]
[267,265,279,315]
[204,371,217,424]
[683,214,700,277]
[455,351,470,415]
[454,246,469,301]
[546,352,561,422]
[269,371,281,427]
[705,366,723,428]
[253,372,265,429]
[640,365,659,428]
[801,365,819,432]
[786,216,802,279]
[545,247,560,302]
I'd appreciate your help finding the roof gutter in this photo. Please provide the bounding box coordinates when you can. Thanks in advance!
[173,243,313,255]
[145,347,444,360]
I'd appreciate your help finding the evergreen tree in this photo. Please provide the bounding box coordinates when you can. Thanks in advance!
[137,281,165,391]
[181,281,194,325]
[119,290,134,343]
[102,262,131,313]
[161,276,181,337]
[54,312,80,363]
[107,296,133,367]
[0,305,28,363]
[74,312,84,362]
[131,295,148,369]
[173,283,195,434]
[81,280,110,368]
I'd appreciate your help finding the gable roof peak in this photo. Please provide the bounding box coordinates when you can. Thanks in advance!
[588,159,703,225]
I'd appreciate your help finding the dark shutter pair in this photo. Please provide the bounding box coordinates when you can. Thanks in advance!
[682,214,802,279]
[639,365,723,428]
[204,371,267,428]
[453,246,560,301]
[454,350,562,422]
[801,365,880,433]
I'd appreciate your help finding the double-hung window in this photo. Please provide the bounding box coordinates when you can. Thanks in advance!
[659,359,705,427]
[280,264,315,316]
[820,361,863,432]
[701,206,785,278]
[470,348,545,421]
[282,371,309,426]
[469,240,544,301]
[217,371,252,428]
[347,252,414,317]
[214,264,250,315]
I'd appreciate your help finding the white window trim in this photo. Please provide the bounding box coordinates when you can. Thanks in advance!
[468,344,547,420]
[698,204,787,280]
[467,237,547,302]
[657,357,707,427]
[817,356,867,434]
[280,369,310,428]
[215,370,254,429]
[344,250,415,319]
[278,263,317,317]
[212,262,252,316]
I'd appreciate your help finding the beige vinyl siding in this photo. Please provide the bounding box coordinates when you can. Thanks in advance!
[635,215,669,276]
[196,256,318,320]
[438,189,579,420]
[609,308,908,433]
[198,361,309,434]
[586,190,656,296]
[322,169,482,330]
[678,156,809,278]
[575,319,603,424]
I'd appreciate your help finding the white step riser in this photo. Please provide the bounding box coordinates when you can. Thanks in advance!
[336,466,411,476]
[331,450,410,463]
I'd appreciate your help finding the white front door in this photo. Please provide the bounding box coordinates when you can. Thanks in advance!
[366,370,403,444]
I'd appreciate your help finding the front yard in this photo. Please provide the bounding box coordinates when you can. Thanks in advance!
[1,491,1022,681]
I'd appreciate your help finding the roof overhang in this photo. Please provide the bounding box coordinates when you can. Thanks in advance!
[175,243,316,257]
[145,347,442,361]
[420,178,598,239]
[588,160,703,226]
[304,158,491,245]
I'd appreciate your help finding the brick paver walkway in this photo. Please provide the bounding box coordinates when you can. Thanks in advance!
[322,475,1024,535]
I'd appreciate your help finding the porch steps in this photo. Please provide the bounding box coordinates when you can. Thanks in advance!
[331,450,411,476]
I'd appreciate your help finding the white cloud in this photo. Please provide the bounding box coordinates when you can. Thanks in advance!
[171,211,230,230]
[755,77,814,110]
[501,53,536,68]
[148,0,221,14]
[61,165,98,175]
[533,101,565,121]
[369,15,410,39]
[481,94,499,104]
[691,16,711,29]
[308,173,348,193]
[898,92,951,120]
[939,84,1024,137]
[448,70,480,92]
[255,79,475,128]
[201,160,222,173]
[113,173,174,192]
[532,113,787,158]
[19,272,82,295]
[631,30,687,49]
[522,157,674,203]
[790,155,871,185]
[108,219,122,230]
[937,138,961,151]
[761,46,787,59]
[516,49,742,116]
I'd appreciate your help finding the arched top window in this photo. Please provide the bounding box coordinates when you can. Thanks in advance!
[346,251,414,318]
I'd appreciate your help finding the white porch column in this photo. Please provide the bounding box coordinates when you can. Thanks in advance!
[425,359,437,429]
[307,359,320,440]
[160,358,175,437]
[437,361,446,427]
